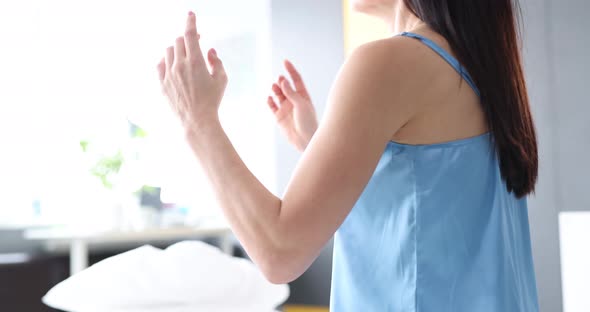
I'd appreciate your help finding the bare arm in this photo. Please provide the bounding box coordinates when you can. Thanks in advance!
[158,12,421,283]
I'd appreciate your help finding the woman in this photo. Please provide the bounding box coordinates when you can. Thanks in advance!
[157,0,539,310]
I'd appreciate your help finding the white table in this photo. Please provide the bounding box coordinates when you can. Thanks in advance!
[24,223,234,275]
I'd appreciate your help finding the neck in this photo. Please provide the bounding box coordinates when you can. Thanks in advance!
[382,2,425,34]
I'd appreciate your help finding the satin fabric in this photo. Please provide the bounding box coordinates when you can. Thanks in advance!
[330,134,539,311]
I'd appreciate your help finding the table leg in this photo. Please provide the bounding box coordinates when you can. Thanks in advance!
[70,239,89,275]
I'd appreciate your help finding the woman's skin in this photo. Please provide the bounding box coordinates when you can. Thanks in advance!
[157,1,486,284]
[267,60,318,153]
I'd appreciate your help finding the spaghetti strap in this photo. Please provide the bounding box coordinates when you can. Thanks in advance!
[399,32,481,97]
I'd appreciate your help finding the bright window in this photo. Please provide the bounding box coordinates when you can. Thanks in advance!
[0,0,274,227]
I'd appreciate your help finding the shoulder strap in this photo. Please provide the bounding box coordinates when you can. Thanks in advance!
[399,32,480,97]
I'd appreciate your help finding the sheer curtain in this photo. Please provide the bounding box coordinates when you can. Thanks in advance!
[0,0,274,226]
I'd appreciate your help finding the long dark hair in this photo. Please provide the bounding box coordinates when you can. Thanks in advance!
[403,0,538,198]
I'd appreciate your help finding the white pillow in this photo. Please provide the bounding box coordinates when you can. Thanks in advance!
[43,241,289,312]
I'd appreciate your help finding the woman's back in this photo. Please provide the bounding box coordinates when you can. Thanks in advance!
[389,29,488,145]
[330,33,539,311]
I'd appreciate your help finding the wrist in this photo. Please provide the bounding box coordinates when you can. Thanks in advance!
[184,114,222,143]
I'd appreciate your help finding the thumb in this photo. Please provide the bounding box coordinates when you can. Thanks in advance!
[208,49,227,82]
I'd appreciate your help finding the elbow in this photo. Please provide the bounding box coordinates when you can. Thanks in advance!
[257,249,306,285]
[262,267,297,285]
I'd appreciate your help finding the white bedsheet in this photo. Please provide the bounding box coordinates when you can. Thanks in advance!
[43,241,289,312]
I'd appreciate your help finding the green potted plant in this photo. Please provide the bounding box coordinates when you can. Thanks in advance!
[79,122,157,230]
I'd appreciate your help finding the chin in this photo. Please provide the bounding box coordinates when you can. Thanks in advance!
[351,1,375,13]
[351,0,390,16]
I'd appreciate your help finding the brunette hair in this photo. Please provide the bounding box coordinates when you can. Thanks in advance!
[403,0,538,197]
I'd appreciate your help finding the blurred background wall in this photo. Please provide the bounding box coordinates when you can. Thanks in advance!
[523,1,590,311]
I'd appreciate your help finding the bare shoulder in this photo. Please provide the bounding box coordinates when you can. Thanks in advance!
[328,36,439,121]
[322,36,439,143]
[348,35,437,77]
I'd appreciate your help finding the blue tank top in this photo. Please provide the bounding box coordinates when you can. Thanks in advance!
[330,32,539,312]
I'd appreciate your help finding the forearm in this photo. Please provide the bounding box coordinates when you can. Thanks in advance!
[184,118,290,278]
[157,11,406,285]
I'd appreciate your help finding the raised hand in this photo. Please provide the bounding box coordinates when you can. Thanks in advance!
[157,12,228,134]
[268,60,319,152]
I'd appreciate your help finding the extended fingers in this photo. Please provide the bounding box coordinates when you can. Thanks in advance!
[165,46,175,69]
[207,49,227,82]
[284,60,307,93]
[272,82,287,102]
[175,36,186,59]
[157,58,166,81]
[280,77,297,99]
[160,11,225,84]
[185,11,206,66]
[267,96,279,113]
